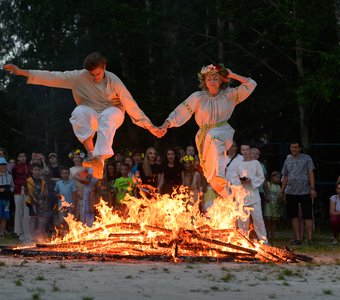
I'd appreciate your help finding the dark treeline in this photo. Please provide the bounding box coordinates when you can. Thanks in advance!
[0,0,339,159]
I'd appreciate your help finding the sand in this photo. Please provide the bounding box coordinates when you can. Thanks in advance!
[0,251,339,300]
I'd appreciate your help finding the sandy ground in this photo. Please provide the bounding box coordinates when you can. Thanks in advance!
[0,250,339,300]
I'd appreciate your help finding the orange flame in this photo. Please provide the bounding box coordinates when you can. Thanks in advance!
[50,185,252,244]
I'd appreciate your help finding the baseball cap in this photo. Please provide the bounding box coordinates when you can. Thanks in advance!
[0,157,8,165]
[48,153,57,158]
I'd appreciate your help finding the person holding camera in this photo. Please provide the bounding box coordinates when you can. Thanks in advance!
[30,152,48,178]
[231,143,268,244]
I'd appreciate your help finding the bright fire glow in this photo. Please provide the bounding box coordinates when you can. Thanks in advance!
[12,185,312,263]
[43,185,266,258]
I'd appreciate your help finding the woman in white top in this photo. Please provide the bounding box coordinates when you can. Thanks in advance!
[329,182,340,244]
[160,64,256,200]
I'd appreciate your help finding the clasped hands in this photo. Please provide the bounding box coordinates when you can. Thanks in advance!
[148,121,170,138]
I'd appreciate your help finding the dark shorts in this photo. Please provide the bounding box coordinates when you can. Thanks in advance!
[0,199,10,219]
[286,194,313,219]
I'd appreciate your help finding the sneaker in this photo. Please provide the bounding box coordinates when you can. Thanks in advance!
[82,152,93,168]
[331,239,338,245]
[91,157,104,179]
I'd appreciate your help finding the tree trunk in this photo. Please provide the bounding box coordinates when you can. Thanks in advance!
[295,36,310,150]
[217,16,225,61]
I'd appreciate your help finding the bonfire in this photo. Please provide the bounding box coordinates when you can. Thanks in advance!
[4,186,312,263]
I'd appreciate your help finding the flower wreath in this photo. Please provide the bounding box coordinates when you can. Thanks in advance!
[116,149,145,160]
[181,155,195,164]
[68,149,85,159]
[198,63,229,82]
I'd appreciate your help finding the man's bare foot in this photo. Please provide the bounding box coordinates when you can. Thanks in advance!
[82,152,94,168]
[91,157,104,179]
[216,176,227,187]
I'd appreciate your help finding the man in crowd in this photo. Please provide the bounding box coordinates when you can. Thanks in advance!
[281,141,317,244]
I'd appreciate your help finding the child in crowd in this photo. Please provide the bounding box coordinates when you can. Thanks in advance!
[69,150,88,222]
[12,151,31,241]
[54,167,78,232]
[114,163,134,216]
[90,179,112,216]
[0,158,14,238]
[181,155,201,203]
[26,164,48,242]
[264,171,283,242]
[231,144,268,244]
[329,182,340,244]
[81,169,98,227]
[124,156,134,178]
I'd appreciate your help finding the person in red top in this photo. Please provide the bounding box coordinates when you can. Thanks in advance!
[12,152,32,242]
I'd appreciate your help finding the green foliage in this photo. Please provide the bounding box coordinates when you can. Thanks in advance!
[0,0,338,153]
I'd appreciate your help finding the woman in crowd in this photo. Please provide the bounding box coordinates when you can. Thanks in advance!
[329,182,340,244]
[181,155,201,202]
[135,147,161,197]
[158,148,183,195]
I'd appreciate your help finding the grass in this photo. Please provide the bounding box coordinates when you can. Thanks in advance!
[32,293,41,300]
[322,289,333,295]
[14,279,22,286]
[35,274,45,281]
[52,281,60,292]
[220,273,235,282]
[276,268,305,281]
[31,287,45,300]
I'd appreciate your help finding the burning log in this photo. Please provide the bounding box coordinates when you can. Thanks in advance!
[0,193,313,263]
[2,222,312,263]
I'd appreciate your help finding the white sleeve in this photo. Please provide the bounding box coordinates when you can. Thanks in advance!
[228,78,257,105]
[250,161,265,190]
[166,93,199,128]
[27,70,81,89]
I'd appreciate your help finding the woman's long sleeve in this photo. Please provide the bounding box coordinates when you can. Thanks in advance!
[165,93,199,128]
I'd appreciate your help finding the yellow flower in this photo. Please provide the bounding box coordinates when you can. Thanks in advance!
[181,155,194,164]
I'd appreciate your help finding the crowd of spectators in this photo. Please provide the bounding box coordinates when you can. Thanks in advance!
[0,143,339,246]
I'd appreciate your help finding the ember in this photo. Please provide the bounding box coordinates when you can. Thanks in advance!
[3,187,312,263]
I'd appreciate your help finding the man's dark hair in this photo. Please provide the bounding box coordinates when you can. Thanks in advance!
[0,147,8,158]
[60,166,70,173]
[16,151,26,158]
[83,52,107,71]
[290,140,303,148]
[240,142,251,148]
